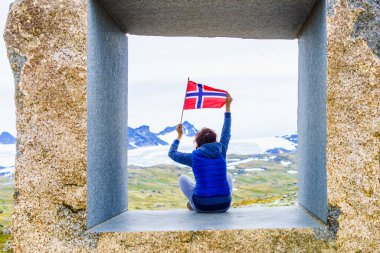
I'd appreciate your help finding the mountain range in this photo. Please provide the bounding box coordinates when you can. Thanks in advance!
[128,121,198,149]
[157,121,198,137]
[0,132,16,144]
[1,127,298,176]
[0,127,298,153]
[0,122,197,149]
[282,134,297,144]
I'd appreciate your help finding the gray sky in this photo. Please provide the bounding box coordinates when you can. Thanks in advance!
[0,0,15,135]
[0,1,298,139]
[128,35,298,138]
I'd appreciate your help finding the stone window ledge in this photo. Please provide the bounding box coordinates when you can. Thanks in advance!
[87,205,325,233]
[87,0,328,229]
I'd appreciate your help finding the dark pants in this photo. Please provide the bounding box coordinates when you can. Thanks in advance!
[178,173,233,211]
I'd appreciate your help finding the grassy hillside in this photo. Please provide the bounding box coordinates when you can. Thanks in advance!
[0,177,12,252]
[0,152,297,251]
[128,153,298,210]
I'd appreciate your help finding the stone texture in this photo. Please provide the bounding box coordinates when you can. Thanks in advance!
[88,206,325,232]
[3,0,380,252]
[3,0,98,251]
[348,0,380,58]
[87,0,129,228]
[298,0,328,223]
[326,0,380,252]
[96,229,335,253]
[98,0,318,39]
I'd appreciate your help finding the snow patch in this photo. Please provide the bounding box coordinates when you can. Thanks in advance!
[244,168,266,172]
[227,157,254,166]
[0,144,16,168]
[128,135,297,167]
[281,161,292,166]
[0,166,15,177]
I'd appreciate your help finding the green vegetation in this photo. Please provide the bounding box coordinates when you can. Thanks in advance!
[0,177,13,252]
[0,152,297,251]
[128,153,298,210]
[128,165,193,210]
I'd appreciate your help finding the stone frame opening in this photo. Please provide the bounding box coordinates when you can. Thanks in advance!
[87,0,327,231]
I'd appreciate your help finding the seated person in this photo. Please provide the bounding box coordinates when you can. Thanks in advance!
[168,93,233,212]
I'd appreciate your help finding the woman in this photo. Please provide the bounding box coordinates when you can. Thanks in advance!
[168,93,233,212]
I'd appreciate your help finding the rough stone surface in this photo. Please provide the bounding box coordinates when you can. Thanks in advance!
[2,0,334,252]
[348,0,380,58]
[326,0,380,252]
[7,48,26,85]
[326,206,341,239]
[3,0,380,252]
[3,0,99,251]
[327,0,337,16]
[95,229,335,253]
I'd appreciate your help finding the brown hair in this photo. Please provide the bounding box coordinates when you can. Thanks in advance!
[194,128,217,149]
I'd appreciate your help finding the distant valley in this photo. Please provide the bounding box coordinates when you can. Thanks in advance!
[0,128,298,213]
[0,127,298,177]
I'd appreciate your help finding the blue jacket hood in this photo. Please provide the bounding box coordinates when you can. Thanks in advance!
[193,142,223,158]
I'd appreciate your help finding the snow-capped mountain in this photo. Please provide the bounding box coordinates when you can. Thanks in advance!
[128,126,168,149]
[281,134,298,145]
[128,121,199,149]
[0,132,16,144]
[0,126,298,174]
[127,122,297,154]
[157,121,198,137]
[128,133,298,167]
[156,121,199,146]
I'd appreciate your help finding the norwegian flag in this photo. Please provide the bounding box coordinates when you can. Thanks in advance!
[183,80,228,110]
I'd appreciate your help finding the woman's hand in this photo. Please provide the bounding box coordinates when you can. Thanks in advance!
[225,93,233,112]
[176,124,183,140]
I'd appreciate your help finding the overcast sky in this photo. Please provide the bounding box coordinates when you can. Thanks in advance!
[128,35,298,138]
[0,1,298,139]
[0,0,15,135]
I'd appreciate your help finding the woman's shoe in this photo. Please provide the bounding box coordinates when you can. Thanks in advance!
[187,202,194,211]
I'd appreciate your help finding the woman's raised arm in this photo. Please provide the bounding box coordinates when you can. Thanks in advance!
[168,124,193,167]
[220,93,233,158]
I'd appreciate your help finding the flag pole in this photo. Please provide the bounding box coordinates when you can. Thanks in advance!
[179,77,190,124]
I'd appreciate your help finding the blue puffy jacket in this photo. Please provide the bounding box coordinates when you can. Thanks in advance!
[168,112,232,211]
[192,143,230,197]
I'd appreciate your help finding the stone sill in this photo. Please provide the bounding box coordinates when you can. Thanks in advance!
[87,205,326,233]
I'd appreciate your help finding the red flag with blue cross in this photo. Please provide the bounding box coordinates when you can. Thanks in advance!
[183,80,228,110]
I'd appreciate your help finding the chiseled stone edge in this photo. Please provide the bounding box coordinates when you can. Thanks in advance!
[348,0,380,58]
